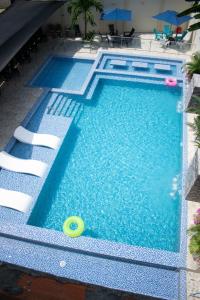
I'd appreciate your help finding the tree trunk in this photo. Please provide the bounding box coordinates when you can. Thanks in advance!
[84,11,87,39]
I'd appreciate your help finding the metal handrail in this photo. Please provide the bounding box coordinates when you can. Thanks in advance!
[55,35,196,56]
[96,35,196,55]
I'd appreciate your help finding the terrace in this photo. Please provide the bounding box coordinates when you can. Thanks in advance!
[0,1,200,299]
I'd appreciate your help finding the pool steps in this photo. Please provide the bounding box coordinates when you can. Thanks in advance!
[66,101,77,116]
[46,92,83,122]
[61,98,72,116]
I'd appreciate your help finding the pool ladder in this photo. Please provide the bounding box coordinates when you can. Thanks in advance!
[47,93,83,123]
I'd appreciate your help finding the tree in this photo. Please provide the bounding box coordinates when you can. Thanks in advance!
[178,1,200,32]
[67,0,103,39]
[184,52,200,78]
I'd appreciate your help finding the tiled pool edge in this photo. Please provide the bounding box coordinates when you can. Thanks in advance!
[0,79,185,271]
[0,52,187,299]
[28,54,97,96]
[30,51,184,98]
[0,228,180,300]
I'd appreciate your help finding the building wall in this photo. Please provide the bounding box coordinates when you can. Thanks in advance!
[45,0,191,34]
[124,0,190,33]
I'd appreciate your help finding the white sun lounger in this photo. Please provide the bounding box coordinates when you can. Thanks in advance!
[14,126,60,149]
[0,188,32,212]
[0,151,47,177]
[154,64,171,71]
[132,62,148,69]
[110,59,127,67]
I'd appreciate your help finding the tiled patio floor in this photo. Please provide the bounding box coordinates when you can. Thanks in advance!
[0,38,199,299]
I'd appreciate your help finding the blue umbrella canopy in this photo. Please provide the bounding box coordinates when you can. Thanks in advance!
[152,10,192,26]
[100,8,132,21]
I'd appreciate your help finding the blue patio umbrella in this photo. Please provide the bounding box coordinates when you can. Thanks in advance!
[100,8,132,21]
[152,10,192,26]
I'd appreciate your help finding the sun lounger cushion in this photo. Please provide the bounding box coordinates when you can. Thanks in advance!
[0,151,47,177]
[0,188,32,212]
[14,126,60,149]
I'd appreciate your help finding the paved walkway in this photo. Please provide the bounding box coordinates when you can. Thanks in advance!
[0,38,199,299]
[0,265,155,300]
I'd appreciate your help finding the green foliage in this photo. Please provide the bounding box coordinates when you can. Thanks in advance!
[85,30,95,41]
[185,52,200,77]
[67,0,103,38]
[188,224,200,255]
[178,2,200,32]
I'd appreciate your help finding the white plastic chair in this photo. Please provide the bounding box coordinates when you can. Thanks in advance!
[14,126,60,149]
[0,151,47,177]
[0,188,32,212]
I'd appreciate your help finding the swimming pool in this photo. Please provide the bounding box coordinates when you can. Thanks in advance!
[0,52,187,299]
[29,78,183,252]
[30,56,94,91]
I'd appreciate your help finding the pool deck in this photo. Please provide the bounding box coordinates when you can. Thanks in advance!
[0,39,199,299]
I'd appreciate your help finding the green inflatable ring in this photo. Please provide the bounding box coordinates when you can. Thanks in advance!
[63,216,84,238]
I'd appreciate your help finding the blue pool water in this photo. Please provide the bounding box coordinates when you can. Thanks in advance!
[31,57,94,91]
[29,79,182,252]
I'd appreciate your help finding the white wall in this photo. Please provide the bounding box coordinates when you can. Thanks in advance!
[124,0,190,33]
[45,0,191,34]
[191,29,200,50]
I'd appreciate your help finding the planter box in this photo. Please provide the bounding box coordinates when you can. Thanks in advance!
[186,148,200,202]
[186,73,200,110]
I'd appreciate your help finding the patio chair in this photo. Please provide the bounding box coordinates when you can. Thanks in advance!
[162,30,189,48]
[175,30,188,42]
[47,24,57,39]
[0,151,47,177]
[123,27,135,37]
[163,25,173,38]
[74,24,82,37]
[14,126,60,149]
[99,32,108,43]
[153,28,163,40]
[107,34,121,47]
[0,188,32,213]
[90,35,101,50]
[55,23,63,38]
[175,26,182,34]
[108,24,115,36]
[123,27,135,46]
[161,36,176,48]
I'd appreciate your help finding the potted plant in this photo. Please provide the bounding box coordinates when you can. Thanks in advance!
[188,208,200,264]
[184,52,200,80]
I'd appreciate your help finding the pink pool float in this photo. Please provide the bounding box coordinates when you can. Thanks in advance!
[165,77,177,87]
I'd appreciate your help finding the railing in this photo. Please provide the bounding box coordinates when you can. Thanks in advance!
[93,36,196,55]
[54,35,196,56]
